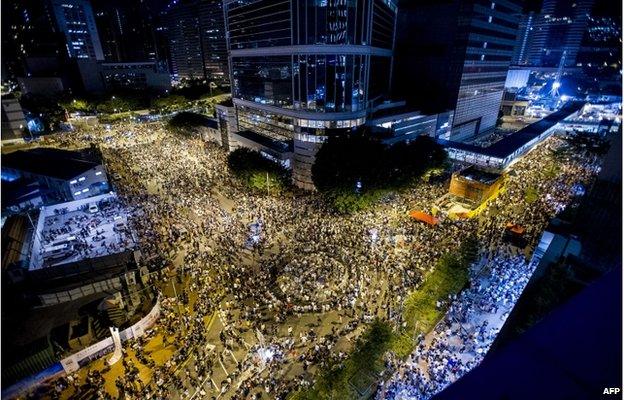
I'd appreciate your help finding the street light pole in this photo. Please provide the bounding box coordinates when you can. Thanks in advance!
[266,172,270,196]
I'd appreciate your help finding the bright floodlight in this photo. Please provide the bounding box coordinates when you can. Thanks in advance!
[552,81,561,89]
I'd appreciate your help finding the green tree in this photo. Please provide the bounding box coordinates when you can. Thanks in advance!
[227,148,290,194]
[19,93,66,132]
[166,112,211,137]
[96,96,140,114]
[312,130,447,212]
[60,98,92,113]
[298,319,394,399]
[459,234,480,266]
[152,95,187,113]
[543,162,561,180]
[524,187,539,204]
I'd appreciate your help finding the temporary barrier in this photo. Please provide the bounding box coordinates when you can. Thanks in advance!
[5,295,160,398]
[60,297,161,374]
[107,327,123,366]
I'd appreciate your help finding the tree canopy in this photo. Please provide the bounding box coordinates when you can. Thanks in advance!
[227,148,290,194]
[166,112,213,137]
[311,131,447,212]
[313,132,447,191]
[19,93,66,132]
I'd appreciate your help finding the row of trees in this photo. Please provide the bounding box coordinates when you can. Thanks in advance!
[295,319,394,400]
[293,235,480,399]
[397,235,479,356]
[166,112,213,137]
[45,81,228,117]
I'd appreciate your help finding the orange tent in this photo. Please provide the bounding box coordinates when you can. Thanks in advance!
[409,210,439,226]
[505,223,525,235]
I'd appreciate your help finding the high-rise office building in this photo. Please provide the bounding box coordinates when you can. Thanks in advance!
[167,2,203,79]
[393,0,522,142]
[577,3,622,74]
[199,0,228,81]
[2,0,105,92]
[49,0,104,60]
[513,11,535,65]
[167,0,228,81]
[223,0,398,188]
[527,0,594,68]
[2,0,171,94]
[92,0,162,63]
[1,0,67,82]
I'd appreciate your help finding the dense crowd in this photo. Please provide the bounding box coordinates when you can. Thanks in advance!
[380,255,538,399]
[377,136,605,399]
[27,119,606,399]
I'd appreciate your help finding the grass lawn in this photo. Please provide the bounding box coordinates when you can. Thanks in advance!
[403,253,468,346]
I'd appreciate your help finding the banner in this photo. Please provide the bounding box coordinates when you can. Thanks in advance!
[60,297,161,374]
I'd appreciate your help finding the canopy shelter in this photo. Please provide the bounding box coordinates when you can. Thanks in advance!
[409,210,439,226]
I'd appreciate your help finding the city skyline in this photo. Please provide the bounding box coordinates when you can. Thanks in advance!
[0,0,622,399]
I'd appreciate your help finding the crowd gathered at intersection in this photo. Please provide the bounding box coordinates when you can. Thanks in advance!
[23,116,607,400]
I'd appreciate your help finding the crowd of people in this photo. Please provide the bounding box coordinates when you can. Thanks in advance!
[25,117,607,399]
[379,255,538,399]
[377,135,606,399]
[34,195,134,268]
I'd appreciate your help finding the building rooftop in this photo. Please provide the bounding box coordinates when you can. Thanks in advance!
[205,118,218,130]
[439,101,586,160]
[369,104,420,121]
[2,148,101,181]
[435,268,621,400]
[457,166,502,185]
[29,192,135,271]
[1,179,42,209]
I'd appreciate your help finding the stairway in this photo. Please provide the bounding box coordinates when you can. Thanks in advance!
[106,306,125,327]
[92,318,108,340]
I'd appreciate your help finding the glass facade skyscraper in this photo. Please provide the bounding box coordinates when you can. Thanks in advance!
[393,0,522,142]
[527,0,595,68]
[50,0,104,60]
[451,0,522,141]
[167,0,229,81]
[224,0,397,189]
[92,0,163,63]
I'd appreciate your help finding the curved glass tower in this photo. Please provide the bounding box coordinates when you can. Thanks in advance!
[224,0,397,189]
